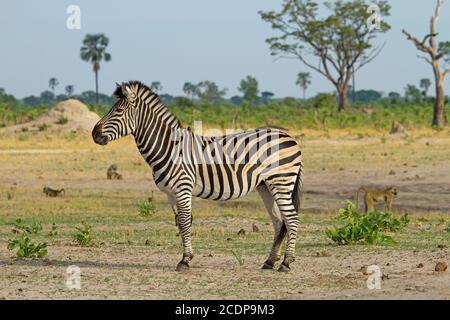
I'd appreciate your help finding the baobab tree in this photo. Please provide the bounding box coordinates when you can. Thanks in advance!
[402,0,450,127]
[260,0,391,111]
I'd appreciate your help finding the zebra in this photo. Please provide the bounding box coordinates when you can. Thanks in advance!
[92,81,304,272]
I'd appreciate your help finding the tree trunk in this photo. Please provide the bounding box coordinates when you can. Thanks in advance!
[337,85,348,112]
[432,62,446,127]
[303,88,306,100]
[95,70,99,104]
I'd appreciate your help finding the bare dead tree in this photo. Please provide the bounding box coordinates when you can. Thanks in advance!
[402,0,450,127]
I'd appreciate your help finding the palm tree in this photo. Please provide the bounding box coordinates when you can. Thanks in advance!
[48,78,59,97]
[80,33,111,104]
[65,85,74,97]
[296,72,311,100]
[150,81,163,93]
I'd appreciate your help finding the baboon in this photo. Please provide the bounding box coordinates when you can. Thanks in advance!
[356,186,398,213]
[107,164,122,180]
[43,186,65,197]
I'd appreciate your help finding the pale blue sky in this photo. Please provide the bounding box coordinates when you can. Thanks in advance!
[0,0,449,99]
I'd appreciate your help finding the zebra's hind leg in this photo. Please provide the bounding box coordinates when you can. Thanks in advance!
[174,192,194,272]
[256,184,287,270]
[266,182,300,273]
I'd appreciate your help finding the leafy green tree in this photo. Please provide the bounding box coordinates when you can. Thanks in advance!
[403,0,450,127]
[260,0,391,111]
[419,78,431,98]
[261,91,274,104]
[230,96,243,105]
[388,91,401,103]
[352,89,382,102]
[65,85,74,97]
[296,72,311,99]
[40,90,55,104]
[238,75,259,105]
[150,81,163,93]
[183,82,198,100]
[48,78,59,97]
[197,81,227,105]
[80,33,111,104]
[405,84,421,103]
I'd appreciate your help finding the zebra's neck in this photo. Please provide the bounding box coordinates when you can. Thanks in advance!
[133,94,181,166]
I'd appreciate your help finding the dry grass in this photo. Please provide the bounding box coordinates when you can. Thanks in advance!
[0,129,449,299]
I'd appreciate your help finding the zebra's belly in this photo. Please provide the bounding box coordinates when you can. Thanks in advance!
[192,170,262,201]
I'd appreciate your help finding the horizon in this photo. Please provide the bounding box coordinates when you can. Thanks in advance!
[0,0,449,99]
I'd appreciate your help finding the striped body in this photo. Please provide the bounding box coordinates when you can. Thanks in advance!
[93,81,304,272]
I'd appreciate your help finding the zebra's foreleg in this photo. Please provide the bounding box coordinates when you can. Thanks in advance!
[175,193,194,271]
[166,194,178,226]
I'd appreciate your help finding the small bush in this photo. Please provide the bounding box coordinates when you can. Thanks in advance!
[325,201,409,245]
[47,223,58,237]
[444,223,450,233]
[14,219,42,234]
[138,200,156,217]
[57,116,69,125]
[74,221,93,246]
[7,219,47,258]
[38,123,50,131]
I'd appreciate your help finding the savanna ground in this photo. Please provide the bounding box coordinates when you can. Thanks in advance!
[0,128,449,299]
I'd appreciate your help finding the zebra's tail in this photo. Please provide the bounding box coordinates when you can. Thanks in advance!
[292,164,304,214]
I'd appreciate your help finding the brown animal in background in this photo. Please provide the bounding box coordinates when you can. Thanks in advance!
[43,186,65,197]
[107,164,122,180]
[356,186,398,213]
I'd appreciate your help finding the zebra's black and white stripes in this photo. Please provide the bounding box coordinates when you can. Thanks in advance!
[92,81,304,272]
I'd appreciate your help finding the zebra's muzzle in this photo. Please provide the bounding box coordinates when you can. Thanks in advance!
[92,124,109,145]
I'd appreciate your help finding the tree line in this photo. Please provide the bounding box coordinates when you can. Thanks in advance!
[259,0,450,127]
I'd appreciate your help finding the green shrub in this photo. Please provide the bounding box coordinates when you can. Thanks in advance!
[7,219,47,258]
[38,123,50,131]
[74,221,93,246]
[14,219,42,234]
[7,234,47,258]
[444,223,450,233]
[138,200,157,216]
[325,201,409,245]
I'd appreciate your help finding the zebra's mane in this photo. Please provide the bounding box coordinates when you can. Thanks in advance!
[114,81,182,129]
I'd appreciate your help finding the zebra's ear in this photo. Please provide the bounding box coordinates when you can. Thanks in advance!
[121,83,137,102]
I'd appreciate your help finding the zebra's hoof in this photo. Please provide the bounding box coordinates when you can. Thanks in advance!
[176,262,189,272]
[277,263,291,273]
[261,262,274,270]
